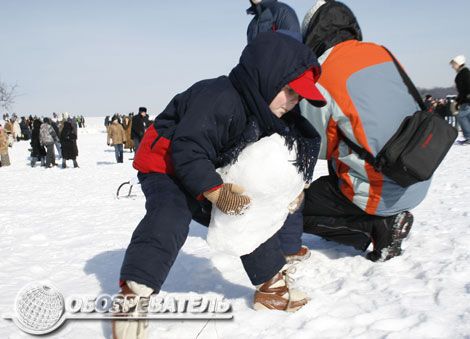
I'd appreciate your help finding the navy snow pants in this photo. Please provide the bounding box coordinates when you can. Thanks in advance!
[120,173,288,291]
[277,205,304,255]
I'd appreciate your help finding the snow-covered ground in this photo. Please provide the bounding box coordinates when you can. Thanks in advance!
[0,117,469,339]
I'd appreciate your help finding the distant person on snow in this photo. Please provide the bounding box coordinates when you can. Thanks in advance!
[59,120,79,168]
[300,0,431,262]
[49,117,62,159]
[450,55,470,145]
[30,119,46,167]
[131,107,150,151]
[107,116,126,163]
[122,115,134,152]
[0,123,11,167]
[39,118,59,168]
[424,94,434,112]
[113,32,327,339]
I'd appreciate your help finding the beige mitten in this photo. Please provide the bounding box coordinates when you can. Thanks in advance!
[204,183,251,215]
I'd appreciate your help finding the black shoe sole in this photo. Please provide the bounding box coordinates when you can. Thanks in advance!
[366,212,414,262]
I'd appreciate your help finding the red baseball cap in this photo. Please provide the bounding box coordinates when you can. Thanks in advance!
[289,67,326,107]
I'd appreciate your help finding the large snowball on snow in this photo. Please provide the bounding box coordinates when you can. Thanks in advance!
[207,133,305,256]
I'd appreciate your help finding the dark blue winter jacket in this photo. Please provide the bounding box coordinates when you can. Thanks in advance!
[246,0,301,43]
[133,32,321,198]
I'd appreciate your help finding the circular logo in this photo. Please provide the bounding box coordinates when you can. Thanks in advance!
[13,282,66,335]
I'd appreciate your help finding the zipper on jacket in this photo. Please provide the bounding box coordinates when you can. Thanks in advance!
[150,135,162,150]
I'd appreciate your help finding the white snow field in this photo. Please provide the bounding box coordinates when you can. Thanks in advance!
[0,117,469,339]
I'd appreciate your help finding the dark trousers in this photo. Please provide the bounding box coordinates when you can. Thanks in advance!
[114,144,123,163]
[0,153,10,166]
[120,173,286,291]
[133,137,141,152]
[45,143,56,167]
[277,206,304,255]
[31,156,45,167]
[303,175,391,251]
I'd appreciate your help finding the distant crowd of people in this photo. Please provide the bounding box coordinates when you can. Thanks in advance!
[0,107,154,168]
[0,112,83,168]
[423,94,460,128]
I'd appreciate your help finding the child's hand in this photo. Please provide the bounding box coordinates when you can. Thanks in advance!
[204,183,251,215]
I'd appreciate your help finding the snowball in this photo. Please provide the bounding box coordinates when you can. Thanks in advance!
[207,134,305,256]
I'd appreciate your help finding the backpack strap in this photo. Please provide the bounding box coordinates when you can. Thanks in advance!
[382,46,427,111]
[337,47,424,171]
[337,129,382,171]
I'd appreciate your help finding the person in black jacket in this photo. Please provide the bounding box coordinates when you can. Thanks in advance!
[113,32,327,339]
[30,119,46,167]
[450,55,470,144]
[19,117,31,140]
[130,107,150,151]
[59,120,79,168]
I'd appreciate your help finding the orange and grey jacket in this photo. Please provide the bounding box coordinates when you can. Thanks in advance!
[301,0,430,216]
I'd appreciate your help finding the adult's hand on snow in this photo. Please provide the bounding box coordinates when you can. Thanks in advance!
[204,183,251,216]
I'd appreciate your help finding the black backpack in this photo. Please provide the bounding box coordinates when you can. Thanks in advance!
[340,47,458,188]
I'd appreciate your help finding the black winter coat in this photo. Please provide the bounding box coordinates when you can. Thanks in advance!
[131,114,150,140]
[60,121,78,159]
[30,120,46,157]
[455,66,470,106]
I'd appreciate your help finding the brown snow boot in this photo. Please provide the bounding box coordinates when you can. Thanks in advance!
[253,265,309,312]
[285,245,311,263]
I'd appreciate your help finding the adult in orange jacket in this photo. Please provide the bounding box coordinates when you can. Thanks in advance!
[300,0,431,261]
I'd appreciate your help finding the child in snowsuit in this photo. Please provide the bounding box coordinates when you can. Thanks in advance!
[113,32,326,339]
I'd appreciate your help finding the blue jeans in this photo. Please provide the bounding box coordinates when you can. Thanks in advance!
[120,173,286,290]
[114,144,123,163]
[55,141,62,158]
[457,104,470,139]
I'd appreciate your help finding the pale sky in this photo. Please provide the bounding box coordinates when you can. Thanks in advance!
[1,0,469,116]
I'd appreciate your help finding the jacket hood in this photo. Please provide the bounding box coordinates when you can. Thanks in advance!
[302,0,362,57]
[229,31,321,111]
[229,32,323,182]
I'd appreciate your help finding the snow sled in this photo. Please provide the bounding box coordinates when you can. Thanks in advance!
[116,176,140,199]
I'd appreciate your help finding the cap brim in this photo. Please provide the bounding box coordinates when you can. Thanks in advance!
[289,69,327,107]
